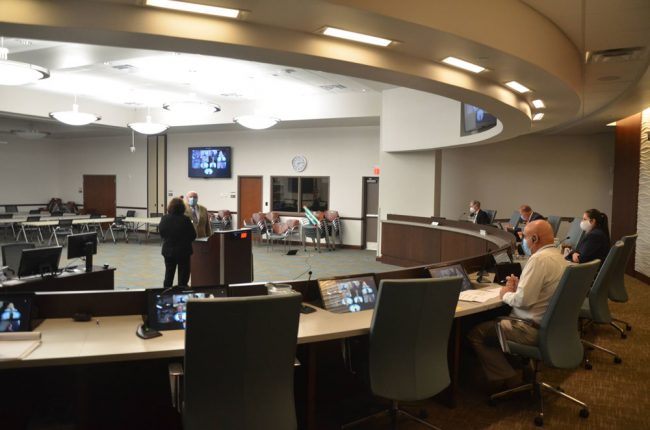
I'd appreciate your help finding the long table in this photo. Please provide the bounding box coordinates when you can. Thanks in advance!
[17,217,114,243]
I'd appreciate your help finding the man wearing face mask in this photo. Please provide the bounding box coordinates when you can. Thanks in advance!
[515,205,544,239]
[564,208,610,264]
[185,191,212,238]
[468,220,568,389]
[469,200,490,225]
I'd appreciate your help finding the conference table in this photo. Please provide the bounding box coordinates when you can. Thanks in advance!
[123,216,162,241]
[16,217,114,243]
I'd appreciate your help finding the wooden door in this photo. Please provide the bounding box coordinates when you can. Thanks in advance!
[237,176,263,228]
[83,175,116,217]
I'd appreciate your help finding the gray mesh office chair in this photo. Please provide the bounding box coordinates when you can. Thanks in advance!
[508,210,520,229]
[580,242,624,369]
[607,234,637,335]
[1,243,35,274]
[169,293,302,430]
[546,215,562,237]
[343,277,463,429]
[562,217,584,249]
[490,260,600,427]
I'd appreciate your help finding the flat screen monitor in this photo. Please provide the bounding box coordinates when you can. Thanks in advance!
[318,275,378,314]
[461,103,497,135]
[428,264,474,291]
[67,232,98,259]
[17,246,62,278]
[188,147,232,178]
[147,287,227,331]
[0,294,33,332]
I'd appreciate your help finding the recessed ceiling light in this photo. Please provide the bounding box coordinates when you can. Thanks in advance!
[320,27,393,47]
[441,57,485,73]
[606,121,617,126]
[505,81,531,93]
[531,99,545,109]
[532,112,544,121]
[145,0,241,18]
[163,100,221,115]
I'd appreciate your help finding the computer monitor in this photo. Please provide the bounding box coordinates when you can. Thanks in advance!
[67,232,98,272]
[0,293,33,332]
[146,287,227,331]
[318,275,378,314]
[17,246,62,278]
[428,264,474,291]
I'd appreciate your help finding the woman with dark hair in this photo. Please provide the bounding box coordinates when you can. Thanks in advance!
[159,197,196,287]
[565,208,610,264]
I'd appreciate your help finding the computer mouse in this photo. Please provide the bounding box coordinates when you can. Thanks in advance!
[136,324,162,339]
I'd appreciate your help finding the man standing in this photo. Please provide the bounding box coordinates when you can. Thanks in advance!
[469,200,490,225]
[468,220,568,386]
[185,191,212,238]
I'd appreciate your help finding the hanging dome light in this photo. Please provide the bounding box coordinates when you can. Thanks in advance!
[0,38,50,86]
[233,115,280,130]
[163,100,221,115]
[128,115,169,135]
[49,101,101,126]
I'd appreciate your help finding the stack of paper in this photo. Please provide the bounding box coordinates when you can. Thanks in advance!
[0,332,41,361]
[459,288,501,303]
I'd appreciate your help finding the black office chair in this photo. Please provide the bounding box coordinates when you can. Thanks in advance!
[18,215,44,243]
[343,277,462,429]
[490,260,600,426]
[484,209,497,225]
[4,205,18,213]
[1,242,36,274]
[0,213,15,239]
[108,216,129,243]
[169,293,302,430]
[48,219,75,246]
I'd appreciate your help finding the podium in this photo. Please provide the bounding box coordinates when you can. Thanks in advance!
[190,229,253,286]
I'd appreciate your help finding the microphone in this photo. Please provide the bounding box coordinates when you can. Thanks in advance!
[308,271,313,281]
[556,236,570,248]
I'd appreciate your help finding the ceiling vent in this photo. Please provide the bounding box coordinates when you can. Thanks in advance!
[319,84,347,92]
[587,47,645,64]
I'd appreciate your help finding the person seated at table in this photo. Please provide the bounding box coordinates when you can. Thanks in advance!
[467,220,568,389]
[159,198,197,288]
[564,208,610,264]
[514,204,544,239]
[469,200,490,225]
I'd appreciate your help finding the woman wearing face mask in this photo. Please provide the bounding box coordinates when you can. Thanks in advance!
[564,209,610,264]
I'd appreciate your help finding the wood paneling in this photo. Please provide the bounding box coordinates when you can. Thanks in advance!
[612,113,641,274]
[381,222,441,266]
[83,175,116,217]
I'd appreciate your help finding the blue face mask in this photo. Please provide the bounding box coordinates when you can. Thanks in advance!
[188,197,197,207]
[521,238,532,256]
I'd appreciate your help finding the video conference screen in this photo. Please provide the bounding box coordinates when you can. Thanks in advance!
[318,275,377,314]
[0,294,32,332]
[188,147,232,178]
[147,288,226,331]
[428,264,474,291]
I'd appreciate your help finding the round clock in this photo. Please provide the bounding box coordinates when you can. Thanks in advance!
[292,155,307,172]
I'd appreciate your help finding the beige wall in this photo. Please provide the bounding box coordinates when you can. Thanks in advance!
[637,111,650,276]
[439,133,615,224]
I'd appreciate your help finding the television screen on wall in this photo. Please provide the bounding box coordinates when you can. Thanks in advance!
[461,103,497,135]
[188,147,232,178]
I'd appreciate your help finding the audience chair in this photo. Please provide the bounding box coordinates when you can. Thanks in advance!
[218,210,232,230]
[48,219,74,246]
[168,293,302,430]
[267,219,301,252]
[580,242,624,369]
[17,215,44,243]
[243,217,262,244]
[108,216,129,243]
[485,209,498,225]
[4,205,18,213]
[607,234,637,336]
[0,213,16,239]
[301,217,331,253]
[324,210,343,248]
[1,243,35,274]
[562,217,584,249]
[490,260,600,427]
[546,215,562,237]
[343,278,462,429]
[252,212,273,243]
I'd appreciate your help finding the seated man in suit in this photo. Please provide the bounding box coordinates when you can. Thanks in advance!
[185,191,212,238]
[467,220,568,389]
[515,204,544,239]
[469,200,490,225]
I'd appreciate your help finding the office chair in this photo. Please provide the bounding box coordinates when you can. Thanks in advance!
[484,209,497,225]
[169,293,302,430]
[546,215,562,237]
[17,215,44,243]
[580,242,624,369]
[1,243,36,274]
[562,217,584,249]
[0,213,15,239]
[108,216,129,243]
[4,205,18,213]
[48,219,75,246]
[324,210,343,248]
[490,260,600,427]
[343,277,462,429]
[507,210,520,229]
[607,234,637,336]
[267,219,300,252]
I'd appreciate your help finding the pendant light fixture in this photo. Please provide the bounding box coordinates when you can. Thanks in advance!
[0,37,50,86]
[233,115,280,130]
[49,95,101,126]
[128,106,169,135]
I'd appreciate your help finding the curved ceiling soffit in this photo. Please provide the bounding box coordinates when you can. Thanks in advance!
[0,0,579,142]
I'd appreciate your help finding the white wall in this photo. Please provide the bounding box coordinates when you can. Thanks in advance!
[0,139,61,204]
[439,133,615,221]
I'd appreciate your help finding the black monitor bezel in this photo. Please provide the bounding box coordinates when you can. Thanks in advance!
[146,286,228,331]
[67,232,98,260]
[427,264,474,291]
[0,293,34,332]
[17,246,62,278]
[317,273,378,314]
[187,146,232,179]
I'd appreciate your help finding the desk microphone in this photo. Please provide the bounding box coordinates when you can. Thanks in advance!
[556,236,570,248]
[307,271,313,281]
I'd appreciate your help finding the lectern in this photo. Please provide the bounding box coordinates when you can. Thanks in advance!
[190,229,253,286]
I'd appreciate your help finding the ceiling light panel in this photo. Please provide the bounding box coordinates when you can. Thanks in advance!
[441,57,485,73]
[531,99,545,109]
[505,81,531,93]
[532,112,544,121]
[145,0,241,18]
[321,27,393,47]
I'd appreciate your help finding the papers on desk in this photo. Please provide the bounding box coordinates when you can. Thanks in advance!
[459,287,501,303]
[0,332,41,361]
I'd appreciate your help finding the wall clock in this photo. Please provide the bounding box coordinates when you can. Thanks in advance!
[292,155,307,172]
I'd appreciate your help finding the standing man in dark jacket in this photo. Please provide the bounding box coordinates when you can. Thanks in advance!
[159,197,197,287]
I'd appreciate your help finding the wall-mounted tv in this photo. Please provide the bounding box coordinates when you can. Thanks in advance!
[188,147,232,178]
[461,103,497,135]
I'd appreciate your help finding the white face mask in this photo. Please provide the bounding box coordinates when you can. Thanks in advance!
[188,197,197,207]
[469,206,476,214]
[580,219,593,232]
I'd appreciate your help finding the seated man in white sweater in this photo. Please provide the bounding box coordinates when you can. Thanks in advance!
[468,220,568,386]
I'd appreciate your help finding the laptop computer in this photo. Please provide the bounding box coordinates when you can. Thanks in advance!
[428,264,474,291]
[318,275,378,314]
